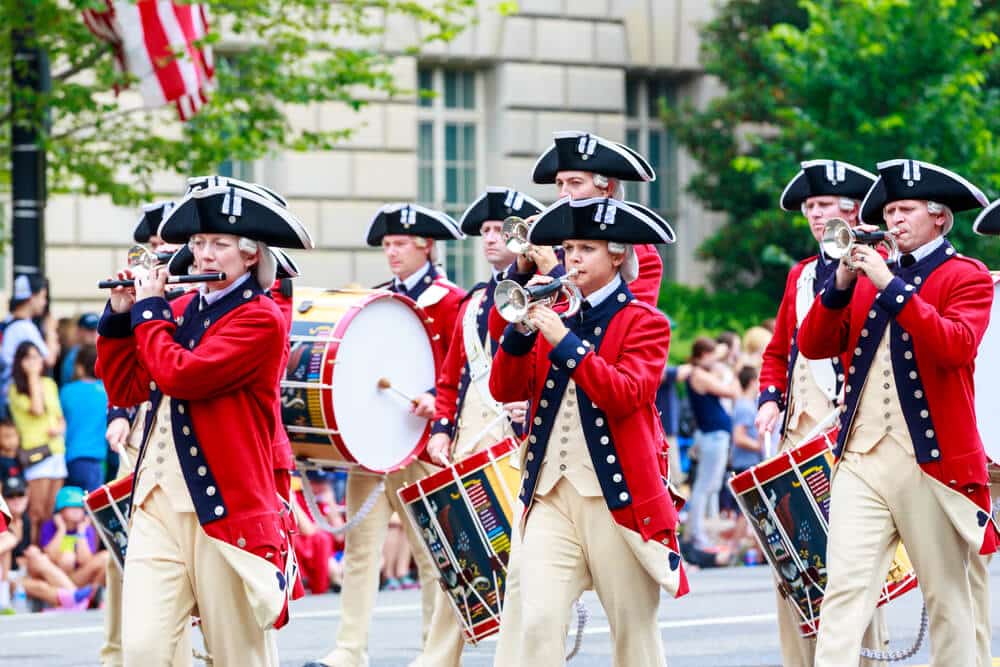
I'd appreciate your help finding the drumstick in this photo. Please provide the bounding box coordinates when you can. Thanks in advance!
[117,446,131,472]
[376,377,417,404]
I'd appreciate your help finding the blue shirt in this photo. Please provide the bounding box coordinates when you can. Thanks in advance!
[730,397,763,470]
[59,379,109,462]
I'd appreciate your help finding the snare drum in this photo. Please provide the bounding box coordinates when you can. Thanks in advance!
[281,286,439,473]
[728,430,917,637]
[84,473,134,571]
[397,438,521,644]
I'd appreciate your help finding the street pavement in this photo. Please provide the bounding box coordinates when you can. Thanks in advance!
[3,559,999,666]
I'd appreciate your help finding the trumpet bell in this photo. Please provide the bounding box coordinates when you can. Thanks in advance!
[494,280,530,323]
[502,216,531,255]
[820,218,853,260]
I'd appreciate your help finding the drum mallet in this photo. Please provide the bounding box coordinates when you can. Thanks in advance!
[377,377,417,405]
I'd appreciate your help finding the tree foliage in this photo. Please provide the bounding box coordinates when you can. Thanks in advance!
[1,0,480,204]
[667,0,1000,301]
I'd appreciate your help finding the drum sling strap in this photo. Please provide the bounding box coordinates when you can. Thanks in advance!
[461,289,505,417]
[795,259,838,403]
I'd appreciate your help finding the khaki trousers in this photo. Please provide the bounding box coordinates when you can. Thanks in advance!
[815,443,975,666]
[970,476,998,667]
[121,488,277,667]
[516,479,665,667]
[318,464,438,667]
[774,584,888,667]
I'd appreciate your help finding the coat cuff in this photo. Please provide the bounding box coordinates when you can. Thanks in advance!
[548,331,587,374]
[430,418,456,439]
[875,277,915,317]
[130,297,175,330]
[98,302,134,339]
[107,405,133,425]
[757,388,785,411]
[819,278,854,310]
[499,324,536,356]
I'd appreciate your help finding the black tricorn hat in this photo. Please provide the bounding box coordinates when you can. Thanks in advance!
[458,187,545,236]
[158,177,314,249]
[364,203,464,246]
[532,131,655,184]
[860,159,988,230]
[134,201,176,243]
[527,197,676,246]
[779,160,877,211]
[167,244,299,280]
[973,199,1000,236]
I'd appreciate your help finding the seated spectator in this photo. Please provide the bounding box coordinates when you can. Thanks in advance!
[8,341,66,543]
[0,475,30,611]
[59,344,108,493]
[0,420,23,487]
[21,486,106,610]
[58,313,98,387]
[381,512,417,591]
[292,471,345,594]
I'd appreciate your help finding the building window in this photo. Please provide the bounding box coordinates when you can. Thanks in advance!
[417,67,482,287]
[214,55,255,182]
[625,75,679,278]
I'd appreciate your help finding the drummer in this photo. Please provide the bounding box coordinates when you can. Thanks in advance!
[755,160,889,666]
[797,160,997,665]
[96,177,313,665]
[402,187,542,667]
[490,197,684,665]
[305,204,466,667]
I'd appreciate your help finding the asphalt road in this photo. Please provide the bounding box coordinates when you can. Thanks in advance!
[3,560,998,666]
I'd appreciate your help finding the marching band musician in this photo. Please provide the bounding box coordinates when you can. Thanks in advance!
[100,200,193,667]
[410,187,542,667]
[96,178,314,666]
[755,160,889,666]
[797,160,998,666]
[306,204,466,667]
[490,129,667,665]
[489,197,686,666]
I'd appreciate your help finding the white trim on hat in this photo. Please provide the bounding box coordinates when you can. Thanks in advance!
[185,175,288,208]
[270,247,300,278]
[973,198,1000,236]
[530,196,675,244]
[781,159,878,212]
[160,185,315,249]
[366,203,465,241]
[873,159,989,207]
[534,130,655,183]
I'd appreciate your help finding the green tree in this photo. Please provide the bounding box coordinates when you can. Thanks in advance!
[1,0,482,204]
[666,0,1000,302]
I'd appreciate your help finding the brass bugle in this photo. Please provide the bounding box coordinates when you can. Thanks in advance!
[494,268,583,328]
[502,216,531,254]
[98,272,226,289]
[821,218,899,269]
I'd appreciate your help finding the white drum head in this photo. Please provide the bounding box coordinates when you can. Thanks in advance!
[975,276,1000,463]
[332,297,436,471]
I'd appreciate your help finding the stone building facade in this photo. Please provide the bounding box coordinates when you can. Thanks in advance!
[34,0,724,315]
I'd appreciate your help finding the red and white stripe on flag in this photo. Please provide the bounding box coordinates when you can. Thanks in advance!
[81,1,215,121]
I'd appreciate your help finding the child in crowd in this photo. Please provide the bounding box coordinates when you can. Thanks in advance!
[0,475,30,611]
[8,341,66,543]
[59,344,109,492]
[0,420,23,487]
[21,486,106,610]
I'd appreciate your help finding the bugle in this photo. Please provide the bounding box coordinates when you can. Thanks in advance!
[821,218,900,269]
[494,268,583,329]
[501,216,532,255]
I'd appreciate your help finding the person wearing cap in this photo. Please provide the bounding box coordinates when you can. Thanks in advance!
[0,474,28,604]
[489,196,685,666]
[0,275,59,411]
[96,176,314,665]
[526,130,664,307]
[305,203,465,667]
[796,159,997,665]
[404,188,540,667]
[754,160,889,666]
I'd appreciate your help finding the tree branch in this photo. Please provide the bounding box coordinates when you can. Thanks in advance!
[48,105,156,142]
[52,46,108,83]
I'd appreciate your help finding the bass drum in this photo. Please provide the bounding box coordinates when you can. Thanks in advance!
[281,286,439,473]
[974,272,1000,468]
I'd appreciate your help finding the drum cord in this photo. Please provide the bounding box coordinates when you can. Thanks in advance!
[858,603,928,662]
[299,467,386,536]
[566,597,589,660]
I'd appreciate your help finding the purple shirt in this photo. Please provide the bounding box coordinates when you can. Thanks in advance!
[38,519,98,554]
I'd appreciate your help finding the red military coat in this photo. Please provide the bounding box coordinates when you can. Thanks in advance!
[631,243,663,308]
[758,254,842,412]
[489,281,688,596]
[798,241,998,554]
[96,278,296,627]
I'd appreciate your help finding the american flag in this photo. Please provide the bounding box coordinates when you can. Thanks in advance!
[82,1,215,121]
